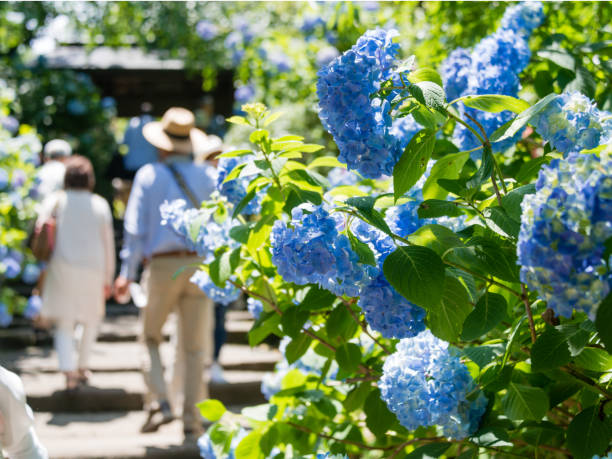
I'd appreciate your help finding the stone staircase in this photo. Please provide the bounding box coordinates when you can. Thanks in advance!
[0,304,280,459]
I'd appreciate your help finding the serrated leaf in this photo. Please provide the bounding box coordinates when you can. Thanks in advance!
[393,129,436,200]
[280,306,310,338]
[209,247,240,287]
[345,196,392,235]
[461,292,507,341]
[196,399,226,422]
[483,207,520,239]
[383,245,446,310]
[466,144,494,191]
[408,224,464,256]
[347,230,376,266]
[531,327,571,372]
[501,184,535,221]
[298,285,336,311]
[229,224,250,244]
[407,67,444,87]
[335,343,361,373]
[428,276,471,342]
[567,406,611,459]
[285,333,312,364]
[502,383,549,421]
[307,156,345,169]
[409,81,446,110]
[459,94,530,114]
[417,199,463,219]
[491,93,558,143]
[463,345,504,369]
[574,347,612,372]
[326,304,358,340]
[423,151,470,200]
[516,156,551,183]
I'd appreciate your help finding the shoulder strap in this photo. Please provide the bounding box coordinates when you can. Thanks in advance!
[166,163,200,209]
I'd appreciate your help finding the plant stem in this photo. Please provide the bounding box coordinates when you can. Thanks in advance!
[446,109,485,145]
[521,284,537,343]
[443,259,522,298]
[342,299,392,355]
[561,365,612,399]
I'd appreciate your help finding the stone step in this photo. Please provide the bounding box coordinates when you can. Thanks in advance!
[21,370,267,412]
[3,342,280,374]
[33,411,201,459]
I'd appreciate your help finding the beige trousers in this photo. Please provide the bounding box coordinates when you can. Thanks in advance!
[141,256,213,430]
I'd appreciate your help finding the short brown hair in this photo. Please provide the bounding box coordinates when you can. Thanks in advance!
[64,155,95,191]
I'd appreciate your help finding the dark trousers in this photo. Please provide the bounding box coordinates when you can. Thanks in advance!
[213,303,226,360]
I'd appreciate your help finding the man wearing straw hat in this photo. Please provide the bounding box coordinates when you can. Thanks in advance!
[113,107,219,437]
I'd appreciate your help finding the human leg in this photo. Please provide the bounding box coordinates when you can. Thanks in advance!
[54,320,78,389]
[76,320,99,384]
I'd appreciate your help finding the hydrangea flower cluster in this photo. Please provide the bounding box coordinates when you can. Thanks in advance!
[0,303,12,328]
[190,270,241,306]
[326,167,360,188]
[160,199,239,260]
[317,29,417,178]
[380,330,488,439]
[198,427,248,459]
[217,156,262,215]
[530,92,608,156]
[441,2,543,151]
[271,204,369,297]
[0,246,23,279]
[247,297,263,320]
[518,153,612,319]
[24,295,42,319]
[196,20,218,40]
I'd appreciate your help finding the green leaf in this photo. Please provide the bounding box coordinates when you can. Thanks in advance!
[226,115,250,126]
[417,199,463,219]
[298,285,336,311]
[483,207,520,239]
[196,399,226,422]
[501,184,535,221]
[383,246,446,310]
[248,313,281,347]
[393,129,436,200]
[490,93,558,143]
[335,343,362,373]
[209,248,241,287]
[229,224,250,244]
[263,111,282,127]
[223,162,247,184]
[459,94,530,113]
[235,431,264,459]
[343,383,371,412]
[567,406,611,459]
[516,156,551,183]
[364,389,394,437]
[531,327,571,372]
[409,81,446,110]
[218,148,253,158]
[404,442,452,459]
[502,383,549,421]
[596,292,612,353]
[423,151,470,200]
[232,187,257,218]
[407,67,444,87]
[307,156,345,169]
[428,275,471,342]
[347,229,376,266]
[280,306,310,338]
[461,292,507,341]
[249,129,269,144]
[284,185,323,210]
[473,427,513,447]
[466,144,494,191]
[285,334,312,364]
[326,304,358,340]
[408,224,463,257]
[557,323,591,356]
[521,421,564,448]
[574,347,612,372]
[463,345,504,369]
[502,316,526,369]
[345,196,392,235]
[538,47,577,71]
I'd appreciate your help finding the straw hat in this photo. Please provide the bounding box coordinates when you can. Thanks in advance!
[142,107,217,158]
[43,139,72,158]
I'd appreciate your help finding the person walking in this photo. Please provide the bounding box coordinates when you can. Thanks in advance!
[0,366,48,459]
[113,107,219,437]
[36,155,115,390]
[36,139,72,197]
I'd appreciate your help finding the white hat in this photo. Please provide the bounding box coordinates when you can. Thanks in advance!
[43,139,72,158]
[142,107,219,158]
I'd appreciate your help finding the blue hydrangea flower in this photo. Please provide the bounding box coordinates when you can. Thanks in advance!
[160,199,240,260]
[0,303,12,328]
[268,50,291,73]
[380,330,488,439]
[271,204,369,296]
[217,156,262,215]
[317,28,416,178]
[234,85,255,104]
[500,1,544,37]
[247,297,263,320]
[441,2,543,152]
[316,454,349,459]
[530,92,607,156]
[2,249,23,279]
[22,264,41,284]
[24,295,42,319]
[198,427,248,459]
[196,20,218,40]
[0,168,8,189]
[190,270,241,306]
[326,167,360,188]
[1,115,19,134]
[11,169,26,188]
[518,153,612,319]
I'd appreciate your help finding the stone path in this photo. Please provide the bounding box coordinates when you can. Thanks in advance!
[1,304,279,458]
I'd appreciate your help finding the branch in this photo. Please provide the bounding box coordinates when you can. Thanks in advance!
[521,284,537,343]
[443,259,522,298]
[562,365,612,399]
[342,299,392,356]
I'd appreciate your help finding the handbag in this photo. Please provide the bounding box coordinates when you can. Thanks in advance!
[30,197,61,262]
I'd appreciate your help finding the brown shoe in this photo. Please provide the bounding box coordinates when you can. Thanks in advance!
[140,401,174,433]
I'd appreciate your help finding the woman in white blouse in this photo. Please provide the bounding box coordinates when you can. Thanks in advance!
[36,155,115,390]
